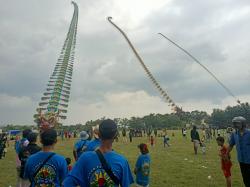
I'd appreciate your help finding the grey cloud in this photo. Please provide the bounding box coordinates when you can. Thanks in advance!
[0,0,250,124]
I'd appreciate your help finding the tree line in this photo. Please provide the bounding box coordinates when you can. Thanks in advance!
[1,102,249,131]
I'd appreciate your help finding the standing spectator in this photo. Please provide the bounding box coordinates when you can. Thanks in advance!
[0,133,8,159]
[134,143,150,187]
[213,128,216,138]
[129,130,133,143]
[200,137,206,155]
[122,128,127,142]
[24,129,68,186]
[216,136,232,187]
[86,126,101,151]
[73,131,89,161]
[191,126,200,155]
[18,132,41,186]
[64,119,134,187]
[183,128,187,139]
[64,131,68,139]
[154,129,157,137]
[60,130,64,141]
[150,136,154,147]
[202,128,206,140]
[74,131,77,138]
[15,129,31,187]
[228,116,250,187]
[163,133,170,147]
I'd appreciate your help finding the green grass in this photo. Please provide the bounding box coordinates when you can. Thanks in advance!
[0,130,245,187]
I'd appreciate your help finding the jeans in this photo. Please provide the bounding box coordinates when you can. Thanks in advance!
[239,162,250,187]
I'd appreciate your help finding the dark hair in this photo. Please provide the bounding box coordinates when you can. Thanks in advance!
[138,143,149,154]
[40,129,57,146]
[99,119,118,140]
[27,132,38,143]
[23,129,32,139]
[193,126,197,130]
[216,136,225,143]
[65,157,71,165]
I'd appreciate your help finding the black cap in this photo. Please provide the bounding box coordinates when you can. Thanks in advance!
[99,119,118,140]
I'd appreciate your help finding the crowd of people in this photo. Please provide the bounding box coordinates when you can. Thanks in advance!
[14,119,151,187]
[7,116,250,187]
[190,117,250,187]
[0,132,8,159]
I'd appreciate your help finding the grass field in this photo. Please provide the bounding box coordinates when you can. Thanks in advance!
[0,130,245,187]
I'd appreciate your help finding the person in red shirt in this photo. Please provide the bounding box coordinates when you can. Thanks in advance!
[216,136,232,187]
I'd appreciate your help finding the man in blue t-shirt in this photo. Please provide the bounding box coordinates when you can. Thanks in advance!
[73,131,89,161]
[85,126,101,152]
[15,129,32,155]
[228,116,250,187]
[15,129,32,187]
[135,143,150,187]
[64,119,134,187]
[24,129,68,187]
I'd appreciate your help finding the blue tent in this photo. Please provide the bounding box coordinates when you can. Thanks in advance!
[8,130,21,135]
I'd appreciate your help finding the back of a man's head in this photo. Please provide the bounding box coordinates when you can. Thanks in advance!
[40,129,57,146]
[23,129,32,139]
[27,132,38,143]
[99,119,118,140]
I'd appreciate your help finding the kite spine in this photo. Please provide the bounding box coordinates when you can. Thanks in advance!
[34,2,78,122]
[107,17,181,112]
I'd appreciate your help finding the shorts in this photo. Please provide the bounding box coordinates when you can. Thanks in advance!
[193,140,199,148]
[222,163,232,178]
[222,168,231,177]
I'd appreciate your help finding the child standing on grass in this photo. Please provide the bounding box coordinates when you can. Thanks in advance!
[134,143,150,187]
[216,136,232,187]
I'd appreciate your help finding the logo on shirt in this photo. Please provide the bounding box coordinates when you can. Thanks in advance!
[34,164,56,187]
[142,162,150,176]
[89,167,115,187]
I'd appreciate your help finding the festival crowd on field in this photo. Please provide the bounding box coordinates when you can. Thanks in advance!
[1,116,250,187]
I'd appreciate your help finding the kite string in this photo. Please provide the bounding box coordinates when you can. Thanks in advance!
[158,33,240,104]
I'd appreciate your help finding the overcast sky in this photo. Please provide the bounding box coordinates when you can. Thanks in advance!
[0,0,250,125]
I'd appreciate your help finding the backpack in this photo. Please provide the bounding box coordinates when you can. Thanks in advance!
[19,144,41,178]
[19,148,31,178]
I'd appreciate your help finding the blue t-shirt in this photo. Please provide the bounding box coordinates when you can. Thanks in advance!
[135,154,150,186]
[15,138,27,154]
[24,151,68,187]
[86,138,101,151]
[63,151,134,187]
[74,140,89,158]
[229,129,250,164]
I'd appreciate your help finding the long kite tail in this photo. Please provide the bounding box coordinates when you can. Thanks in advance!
[107,17,181,112]
[158,33,241,105]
